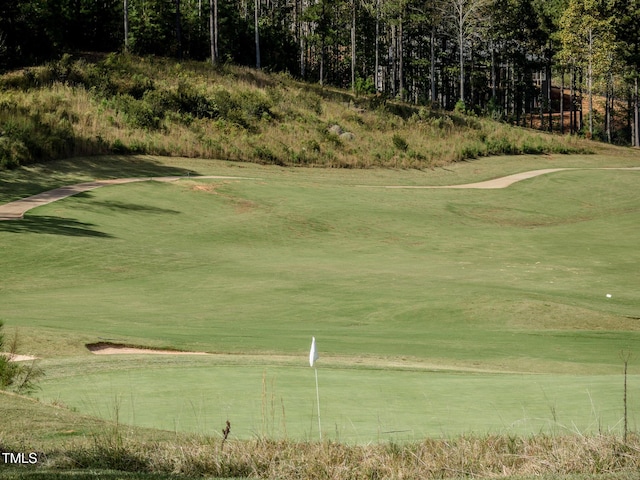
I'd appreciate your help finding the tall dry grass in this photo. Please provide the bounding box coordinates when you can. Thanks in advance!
[0,54,592,171]
[50,432,640,479]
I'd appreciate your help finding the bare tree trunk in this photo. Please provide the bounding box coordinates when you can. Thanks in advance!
[430,26,436,103]
[351,0,356,92]
[588,29,593,138]
[399,17,404,100]
[176,0,183,59]
[298,0,305,78]
[302,16,306,79]
[560,68,564,134]
[490,42,496,101]
[635,76,640,147]
[571,67,576,133]
[504,61,509,116]
[458,10,464,102]
[606,72,612,143]
[539,72,543,129]
[374,0,380,91]
[320,0,325,86]
[214,0,218,61]
[547,53,552,132]
[210,0,218,65]
[255,0,261,69]
[515,68,520,126]
[512,64,516,119]
[391,23,396,97]
[123,0,129,52]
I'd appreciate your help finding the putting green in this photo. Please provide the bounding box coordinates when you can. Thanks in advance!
[36,355,639,442]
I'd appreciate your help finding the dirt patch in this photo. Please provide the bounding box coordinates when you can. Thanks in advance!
[190,183,221,193]
[186,181,257,213]
[234,199,258,214]
[86,342,210,356]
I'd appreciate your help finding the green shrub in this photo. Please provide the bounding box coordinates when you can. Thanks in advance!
[522,140,545,154]
[304,139,321,153]
[213,90,238,116]
[392,134,408,151]
[0,138,27,169]
[212,90,248,127]
[113,94,163,130]
[459,143,482,160]
[485,136,519,155]
[454,99,467,114]
[253,145,283,165]
[111,139,129,154]
[0,103,75,168]
[297,91,323,115]
[174,83,219,120]
[430,115,454,130]
[238,91,273,120]
[124,74,155,99]
[354,77,376,96]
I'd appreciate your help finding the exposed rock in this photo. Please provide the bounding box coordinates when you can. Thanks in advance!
[327,124,343,135]
[340,132,355,141]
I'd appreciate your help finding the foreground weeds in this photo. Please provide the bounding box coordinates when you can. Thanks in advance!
[44,433,640,479]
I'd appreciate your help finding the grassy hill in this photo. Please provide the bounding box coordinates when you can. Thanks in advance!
[0,53,591,171]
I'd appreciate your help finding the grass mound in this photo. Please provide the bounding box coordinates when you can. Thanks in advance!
[0,53,591,170]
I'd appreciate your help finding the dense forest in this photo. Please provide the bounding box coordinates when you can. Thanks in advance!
[1,0,640,145]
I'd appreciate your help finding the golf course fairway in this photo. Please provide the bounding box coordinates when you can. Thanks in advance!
[1,153,639,443]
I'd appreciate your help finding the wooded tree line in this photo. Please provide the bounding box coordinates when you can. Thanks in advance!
[1,0,640,145]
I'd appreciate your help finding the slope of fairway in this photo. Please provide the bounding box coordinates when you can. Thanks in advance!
[1,153,639,442]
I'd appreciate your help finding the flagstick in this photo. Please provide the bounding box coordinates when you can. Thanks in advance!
[314,366,322,441]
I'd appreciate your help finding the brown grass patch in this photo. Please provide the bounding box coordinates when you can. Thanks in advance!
[189,184,220,194]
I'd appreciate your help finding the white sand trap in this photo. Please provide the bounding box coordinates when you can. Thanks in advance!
[1,352,38,362]
[87,342,210,356]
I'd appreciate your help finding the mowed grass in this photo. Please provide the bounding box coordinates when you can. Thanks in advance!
[1,152,640,442]
[35,356,640,443]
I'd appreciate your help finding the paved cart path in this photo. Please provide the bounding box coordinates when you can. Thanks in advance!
[380,167,640,189]
[1,168,639,220]
[0,175,252,220]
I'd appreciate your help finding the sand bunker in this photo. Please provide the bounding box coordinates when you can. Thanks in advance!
[87,342,210,356]
[1,352,38,362]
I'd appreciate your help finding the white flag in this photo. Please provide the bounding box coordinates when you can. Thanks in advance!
[309,336,319,367]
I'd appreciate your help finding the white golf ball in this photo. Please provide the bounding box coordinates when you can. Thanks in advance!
[606,294,612,298]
